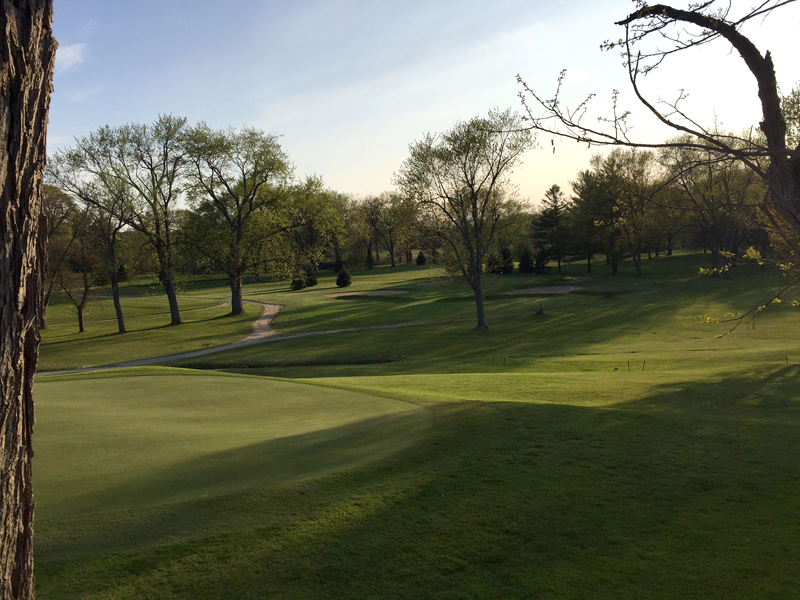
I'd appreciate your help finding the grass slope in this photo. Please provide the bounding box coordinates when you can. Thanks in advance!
[32,253,800,598]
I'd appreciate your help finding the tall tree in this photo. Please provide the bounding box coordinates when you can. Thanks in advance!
[396,109,532,329]
[40,185,80,328]
[519,2,800,253]
[57,209,103,333]
[532,184,570,273]
[0,2,56,598]
[660,135,765,272]
[66,115,188,325]
[48,157,132,334]
[571,162,621,274]
[183,124,291,314]
[282,175,346,275]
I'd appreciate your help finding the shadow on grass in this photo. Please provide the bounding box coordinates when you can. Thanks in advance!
[38,409,431,558]
[37,372,800,599]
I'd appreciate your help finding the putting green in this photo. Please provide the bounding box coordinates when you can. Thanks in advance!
[33,369,431,519]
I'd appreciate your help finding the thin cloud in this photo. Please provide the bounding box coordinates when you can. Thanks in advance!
[56,43,87,72]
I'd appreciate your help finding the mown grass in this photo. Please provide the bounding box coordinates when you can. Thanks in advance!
[33,252,800,598]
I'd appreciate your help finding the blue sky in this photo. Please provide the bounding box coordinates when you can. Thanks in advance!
[50,1,800,205]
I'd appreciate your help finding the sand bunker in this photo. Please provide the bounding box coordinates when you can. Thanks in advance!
[502,285,583,295]
[325,290,409,298]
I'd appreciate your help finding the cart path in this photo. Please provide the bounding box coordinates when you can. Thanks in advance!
[37,300,421,377]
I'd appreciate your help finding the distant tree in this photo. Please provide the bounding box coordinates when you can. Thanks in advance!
[48,155,133,334]
[605,149,665,277]
[660,134,765,272]
[518,247,535,273]
[283,176,346,276]
[571,161,621,274]
[64,115,188,325]
[41,185,81,328]
[532,184,570,273]
[57,209,104,333]
[416,251,427,266]
[396,109,533,329]
[184,124,292,314]
[0,2,56,597]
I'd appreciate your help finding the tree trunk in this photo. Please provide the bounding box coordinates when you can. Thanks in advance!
[667,234,673,256]
[633,252,642,278]
[611,254,618,275]
[365,241,373,270]
[473,268,488,330]
[229,274,244,316]
[586,254,592,273]
[77,304,85,333]
[110,270,126,334]
[0,3,56,599]
[164,278,182,325]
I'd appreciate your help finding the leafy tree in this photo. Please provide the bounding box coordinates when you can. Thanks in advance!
[47,156,133,334]
[41,185,82,328]
[283,176,346,276]
[396,109,533,330]
[183,124,292,315]
[64,115,188,325]
[0,2,56,597]
[660,134,765,272]
[57,208,104,333]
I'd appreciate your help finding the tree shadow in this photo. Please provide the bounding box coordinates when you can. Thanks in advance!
[36,383,800,598]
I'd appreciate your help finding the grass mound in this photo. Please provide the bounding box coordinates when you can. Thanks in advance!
[34,368,430,521]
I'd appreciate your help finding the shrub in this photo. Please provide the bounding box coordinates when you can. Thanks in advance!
[336,269,352,288]
[416,251,427,266]
[518,248,535,273]
[333,259,344,272]
[304,267,318,287]
[290,276,306,291]
[487,246,514,275]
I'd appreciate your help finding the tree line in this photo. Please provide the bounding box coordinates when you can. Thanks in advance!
[45,112,779,334]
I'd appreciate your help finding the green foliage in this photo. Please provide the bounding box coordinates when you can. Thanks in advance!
[518,248,535,273]
[32,254,800,599]
[290,275,307,291]
[486,246,514,275]
[304,267,318,288]
[336,268,352,288]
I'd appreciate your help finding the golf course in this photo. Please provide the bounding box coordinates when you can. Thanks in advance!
[31,252,800,598]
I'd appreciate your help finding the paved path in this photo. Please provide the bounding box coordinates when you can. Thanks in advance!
[37,300,421,377]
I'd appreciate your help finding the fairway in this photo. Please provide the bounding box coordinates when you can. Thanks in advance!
[31,254,800,599]
[34,369,431,519]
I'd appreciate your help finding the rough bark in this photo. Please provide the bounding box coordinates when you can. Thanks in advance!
[229,274,244,316]
[163,278,181,326]
[473,268,487,330]
[0,2,56,599]
[110,270,125,334]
